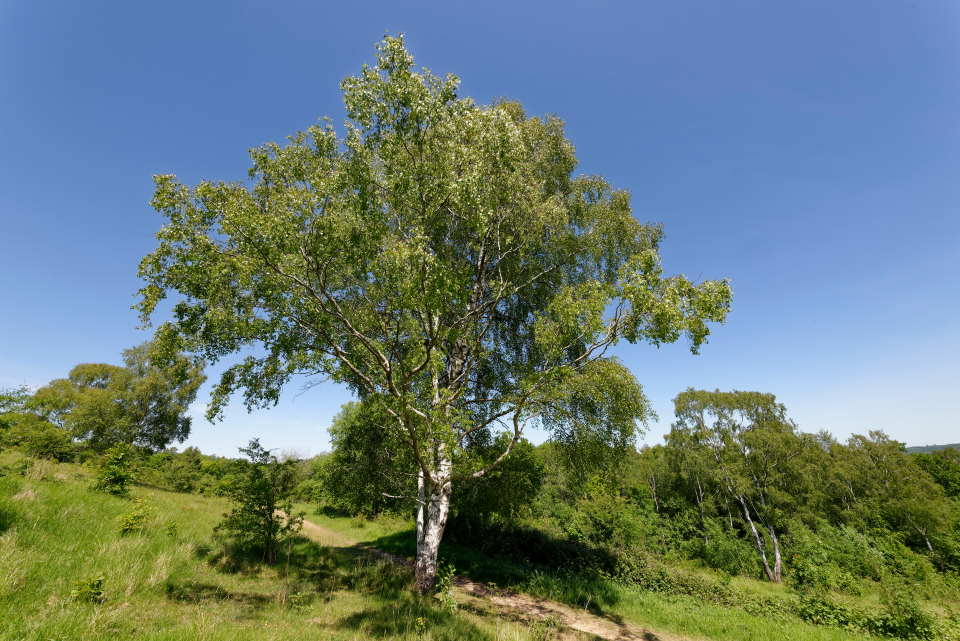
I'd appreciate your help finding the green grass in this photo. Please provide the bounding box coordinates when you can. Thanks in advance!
[298,505,960,641]
[0,453,541,641]
[2,454,951,641]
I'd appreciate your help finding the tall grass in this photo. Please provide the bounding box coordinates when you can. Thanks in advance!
[0,453,536,641]
[300,506,906,641]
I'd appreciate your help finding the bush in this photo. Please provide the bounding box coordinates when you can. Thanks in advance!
[435,561,457,613]
[118,498,153,535]
[795,594,859,628]
[863,591,938,640]
[5,416,75,461]
[795,591,938,640]
[214,439,303,564]
[70,576,106,603]
[93,444,135,496]
[692,519,759,578]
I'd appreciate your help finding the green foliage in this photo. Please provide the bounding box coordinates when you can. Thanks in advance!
[434,560,457,613]
[93,443,135,496]
[139,446,250,496]
[27,341,205,452]
[867,591,938,640]
[69,575,106,604]
[914,447,960,499]
[0,386,30,434]
[118,497,154,535]
[693,519,760,578]
[136,35,731,589]
[3,414,75,461]
[215,439,304,564]
[796,591,938,640]
[451,433,545,529]
[319,402,414,516]
[557,476,643,549]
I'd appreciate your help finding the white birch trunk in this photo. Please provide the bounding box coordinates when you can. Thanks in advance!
[414,447,452,594]
[768,524,783,583]
[738,495,778,583]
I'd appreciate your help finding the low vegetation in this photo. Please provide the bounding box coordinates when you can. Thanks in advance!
[0,451,543,641]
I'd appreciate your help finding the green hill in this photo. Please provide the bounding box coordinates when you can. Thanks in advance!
[2,449,956,641]
[0,451,532,641]
[906,443,960,454]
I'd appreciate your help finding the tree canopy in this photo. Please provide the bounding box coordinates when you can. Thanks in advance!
[27,342,205,452]
[137,35,731,591]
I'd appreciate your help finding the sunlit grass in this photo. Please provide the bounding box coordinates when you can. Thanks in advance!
[0,453,541,641]
[297,504,895,641]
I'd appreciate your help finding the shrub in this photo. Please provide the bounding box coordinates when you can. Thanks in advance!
[435,561,457,613]
[93,444,135,496]
[70,575,106,603]
[795,594,859,628]
[692,519,759,578]
[118,498,153,535]
[863,591,938,640]
[214,439,303,564]
[794,590,939,640]
[6,416,75,461]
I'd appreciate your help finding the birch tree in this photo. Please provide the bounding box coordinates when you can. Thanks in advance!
[670,389,806,583]
[136,36,731,592]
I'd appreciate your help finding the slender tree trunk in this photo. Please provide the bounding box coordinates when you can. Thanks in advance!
[649,475,659,513]
[414,449,452,594]
[767,524,783,583]
[694,475,707,544]
[738,495,778,583]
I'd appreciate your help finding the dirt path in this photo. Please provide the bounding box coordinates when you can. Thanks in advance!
[298,518,698,641]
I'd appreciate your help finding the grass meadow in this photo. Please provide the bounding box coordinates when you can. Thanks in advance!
[0,450,952,641]
[0,452,539,641]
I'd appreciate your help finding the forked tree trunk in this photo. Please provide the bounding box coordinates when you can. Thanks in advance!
[767,524,783,583]
[738,495,781,583]
[414,455,452,594]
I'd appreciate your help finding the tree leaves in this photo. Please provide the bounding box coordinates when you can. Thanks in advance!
[136,35,731,486]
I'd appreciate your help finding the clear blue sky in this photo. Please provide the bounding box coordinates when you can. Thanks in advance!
[1,1,957,457]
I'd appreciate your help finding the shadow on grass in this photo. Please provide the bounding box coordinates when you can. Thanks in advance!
[334,593,497,641]
[192,524,621,637]
[163,579,273,609]
[286,536,412,599]
[365,528,622,614]
[195,533,496,639]
[199,534,413,599]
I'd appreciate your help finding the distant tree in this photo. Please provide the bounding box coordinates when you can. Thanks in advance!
[0,386,29,415]
[159,446,205,493]
[0,386,31,442]
[841,431,953,553]
[216,439,303,564]
[914,447,960,499]
[30,342,205,451]
[5,414,75,461]
[319,401,415,516]
[137,36,731,591]
[669,389,812,583]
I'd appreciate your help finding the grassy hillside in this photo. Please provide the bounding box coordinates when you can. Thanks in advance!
[0,452,538,641]
[1,450,955,641]
[301,508,950,641]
